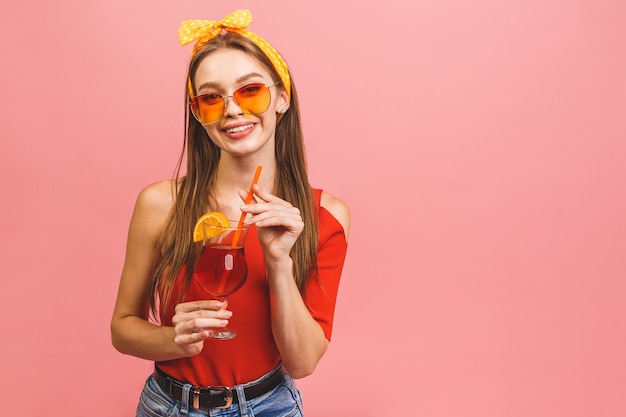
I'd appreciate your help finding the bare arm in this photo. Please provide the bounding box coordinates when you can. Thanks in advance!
[241,186,351,378]
[110,181,231,361]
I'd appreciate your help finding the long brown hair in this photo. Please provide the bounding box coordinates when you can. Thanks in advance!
[147,33,319,319]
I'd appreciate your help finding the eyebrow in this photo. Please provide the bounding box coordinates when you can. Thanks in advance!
[196,72,267,92]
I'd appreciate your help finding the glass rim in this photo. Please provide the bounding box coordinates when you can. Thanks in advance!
[201,219,250,231]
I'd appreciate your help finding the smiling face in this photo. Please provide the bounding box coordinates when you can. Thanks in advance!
[191,48,289,158]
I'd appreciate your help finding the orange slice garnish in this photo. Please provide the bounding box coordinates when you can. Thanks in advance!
[193,212,230,243]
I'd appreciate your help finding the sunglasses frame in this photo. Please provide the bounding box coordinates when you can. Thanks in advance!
[189,81,282,125]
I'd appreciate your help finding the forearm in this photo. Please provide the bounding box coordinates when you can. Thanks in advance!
[267,258,329,378]
[111,315,186,362]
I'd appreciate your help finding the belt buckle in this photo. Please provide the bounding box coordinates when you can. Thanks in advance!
[191,385,233,409]
[211,386,233,409]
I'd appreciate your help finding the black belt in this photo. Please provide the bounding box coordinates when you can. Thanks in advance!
[153,364,286,409]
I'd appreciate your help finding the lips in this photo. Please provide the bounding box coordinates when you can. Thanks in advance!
[223,123,255,134]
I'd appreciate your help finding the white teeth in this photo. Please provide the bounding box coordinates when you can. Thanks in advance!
[225,124,253,133]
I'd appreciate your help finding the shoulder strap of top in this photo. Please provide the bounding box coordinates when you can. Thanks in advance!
[313,188,322,208]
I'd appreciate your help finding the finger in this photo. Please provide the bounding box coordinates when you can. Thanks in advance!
[175,330,208,346]
[176,313,231,335]
[255,215,304,232]
[246,205,303,225]
[257,185,297,207]
[238,189,254,204]
[239,184,286,207]
[187,317,230,332]
[238,185,269,205]
[190,307,233,324]
[242,200,300,219]
[175,299,226,314]
[172,302,230,328]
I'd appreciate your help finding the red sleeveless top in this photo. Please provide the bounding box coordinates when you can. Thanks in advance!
[156,189,347,387]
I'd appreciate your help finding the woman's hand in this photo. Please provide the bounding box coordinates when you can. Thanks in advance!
[170,300,232,356]
[240,184,304,264]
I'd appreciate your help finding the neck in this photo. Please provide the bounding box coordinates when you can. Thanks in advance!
[211,157,275,220]
[216,156,275,191]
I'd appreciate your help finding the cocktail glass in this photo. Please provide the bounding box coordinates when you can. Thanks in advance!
[193,220,250,340]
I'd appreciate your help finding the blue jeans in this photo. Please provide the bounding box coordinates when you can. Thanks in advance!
[136,365,304,417]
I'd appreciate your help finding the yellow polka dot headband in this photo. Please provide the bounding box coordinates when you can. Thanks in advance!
[179,9,291,98]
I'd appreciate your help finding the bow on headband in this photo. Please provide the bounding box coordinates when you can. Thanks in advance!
[179,9,291,97]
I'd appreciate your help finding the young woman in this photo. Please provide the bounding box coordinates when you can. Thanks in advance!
[111,9,350,417]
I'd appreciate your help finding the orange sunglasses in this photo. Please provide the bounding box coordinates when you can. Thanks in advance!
[189,82,281,125]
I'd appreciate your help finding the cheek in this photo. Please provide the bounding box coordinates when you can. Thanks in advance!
[261,110,279,127]
[203,127,221,144]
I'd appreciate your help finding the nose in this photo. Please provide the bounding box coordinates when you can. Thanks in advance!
[223,95,243,117]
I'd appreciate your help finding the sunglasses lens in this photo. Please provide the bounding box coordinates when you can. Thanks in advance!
[191,94,224,124]
[190,84,272,125]
[234,84,271,115]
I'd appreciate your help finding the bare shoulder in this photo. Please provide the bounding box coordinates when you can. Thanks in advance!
[136,179,176,214]
[131,179,177,236]
[320,191,351,240]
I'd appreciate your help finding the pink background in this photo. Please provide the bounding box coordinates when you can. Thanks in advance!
[1,1,625,416]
